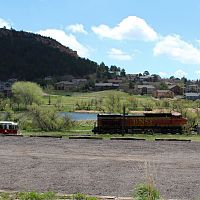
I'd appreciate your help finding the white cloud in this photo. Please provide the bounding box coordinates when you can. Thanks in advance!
[0,18,11,28]
[67,23,87,34]
[154,35,200,64]
[158,71,168,77]
[37,29,89,57]
[92,16,158,41]
[174,69,187,78]
[108,48,132,61]
[195,70,200,76]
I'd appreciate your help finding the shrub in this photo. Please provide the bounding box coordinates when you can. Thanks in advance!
[27,104,72,131]
[72,193,98,200]
[0,192,14,200]
[133,183,160,200]
[18,191,56,200]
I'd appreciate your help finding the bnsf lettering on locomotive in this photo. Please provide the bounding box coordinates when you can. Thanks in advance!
[145,119,153,125]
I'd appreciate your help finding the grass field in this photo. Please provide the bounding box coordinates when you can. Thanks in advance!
[42,90,157,112]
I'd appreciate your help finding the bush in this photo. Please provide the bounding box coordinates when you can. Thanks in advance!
[72,193,98,200]
[27,104,72,131]
[133,183,160,200]
[18,191,56,200]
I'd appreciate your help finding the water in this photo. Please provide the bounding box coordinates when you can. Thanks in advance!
[60,112,97,120]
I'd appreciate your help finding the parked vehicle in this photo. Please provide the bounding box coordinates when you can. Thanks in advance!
[0,121,19,135]
[92,112,187,134]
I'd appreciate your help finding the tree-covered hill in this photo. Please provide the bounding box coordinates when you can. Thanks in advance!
[0,28,98,81]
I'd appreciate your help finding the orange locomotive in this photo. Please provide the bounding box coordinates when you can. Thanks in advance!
[93,112,187,134]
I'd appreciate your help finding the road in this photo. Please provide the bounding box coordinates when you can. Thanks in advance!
[0,136,200,199]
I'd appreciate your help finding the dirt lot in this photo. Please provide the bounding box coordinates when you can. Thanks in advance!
[0,137,200,200]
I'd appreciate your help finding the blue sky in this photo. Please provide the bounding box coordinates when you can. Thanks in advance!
[1,0,200,79]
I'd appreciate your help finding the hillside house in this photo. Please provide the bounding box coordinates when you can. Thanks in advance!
[185,84,199,93]
[55,81,74,90]
[136,85,155,95]
[154,90,174,98]
[126,74,138,81]
[72,79,87,86]
[168,85,183,95]
[95,83,119,90]
[184,93,200,100]
[107,79,123,84]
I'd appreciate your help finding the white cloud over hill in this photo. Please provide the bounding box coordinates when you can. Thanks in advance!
[92,16,158,41]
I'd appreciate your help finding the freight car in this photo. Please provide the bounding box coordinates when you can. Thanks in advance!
[92,112,187,134]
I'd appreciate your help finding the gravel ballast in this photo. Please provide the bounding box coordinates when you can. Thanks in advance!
[0,137,199,200]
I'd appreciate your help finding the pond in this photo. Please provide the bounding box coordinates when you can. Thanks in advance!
[60,112,97,121]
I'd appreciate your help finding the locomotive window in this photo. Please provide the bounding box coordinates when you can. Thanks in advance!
[0,124,3,129]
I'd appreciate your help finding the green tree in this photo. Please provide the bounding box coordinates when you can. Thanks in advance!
[105,92,123,113]
[159,82,168,90]
[12,81,43,109]
[143,71,150,76]
[120,68,126,76]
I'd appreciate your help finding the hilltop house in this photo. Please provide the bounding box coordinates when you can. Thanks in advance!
[72,78,87,86]
[154,90,174,98]
[55,81,74,90]
[136,85,155,95]
[184,93,200,100]
[168,85,183,95]
[185,84,199,93]
[95,83,119,90]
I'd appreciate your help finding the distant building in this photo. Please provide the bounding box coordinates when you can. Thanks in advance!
[184,93,200,100]
[185,84,199,93]
[126,74,138,81]
[44,76,53,81]
[154,90,174,98]
[72,78,87,86]
[137,85,155,95]
[168,85,183,95]
[107,79,123,84]
[55,81,74,90]
[95,83,119,90]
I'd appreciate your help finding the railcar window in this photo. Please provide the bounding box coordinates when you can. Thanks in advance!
[9,125,13,130]
[0,124,3,129]
[2,124,7,129]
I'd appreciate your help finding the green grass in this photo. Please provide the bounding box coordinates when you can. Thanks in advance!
[42,90,132,111]
[0,191,99,200]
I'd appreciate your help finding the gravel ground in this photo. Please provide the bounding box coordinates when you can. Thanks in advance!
[0,137,200,200]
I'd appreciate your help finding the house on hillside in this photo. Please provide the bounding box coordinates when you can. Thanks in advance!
[168,85,183,95]
[126,74,138,81]
[136,85,155,95]
[95,83,119,91]
[154,90,174,98]
[184,93,200,100]
[72,79,87,87]
[107,79,123,84]
[185,84,199,93]
[44,76,53,81]
[55,81,74,90]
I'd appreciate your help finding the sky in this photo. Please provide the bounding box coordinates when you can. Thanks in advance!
[1,0,200,79]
